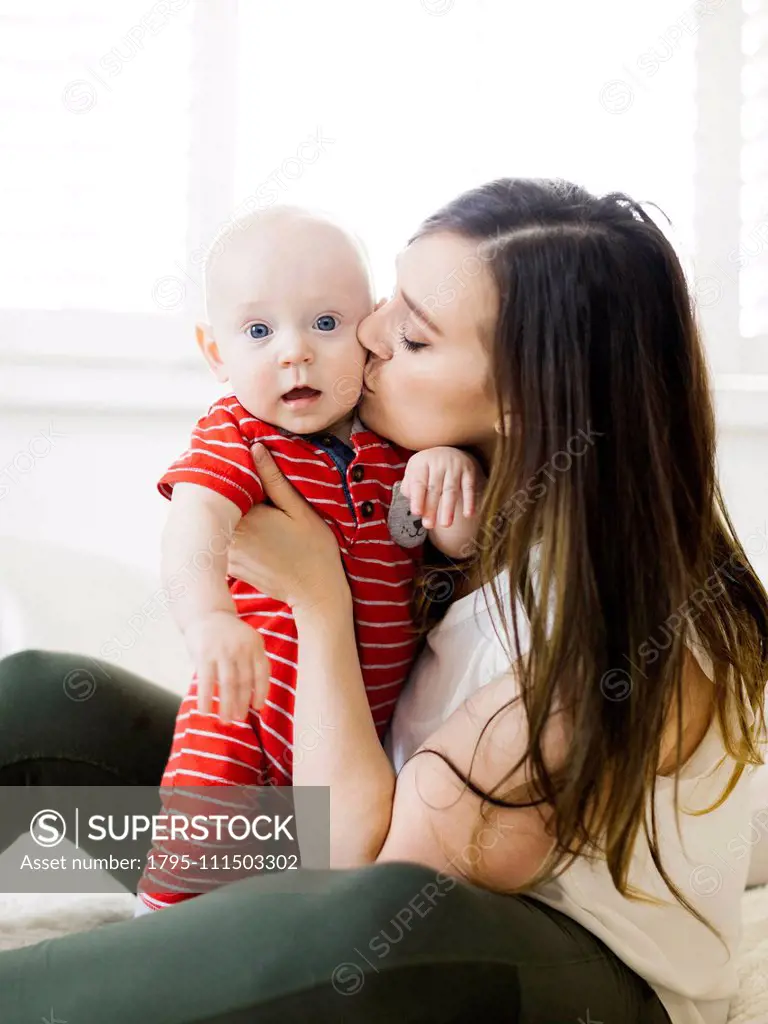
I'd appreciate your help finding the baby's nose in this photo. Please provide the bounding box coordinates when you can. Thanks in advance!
[278,332,313,365]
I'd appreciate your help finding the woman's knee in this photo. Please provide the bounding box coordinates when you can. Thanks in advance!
[0,648,59,706]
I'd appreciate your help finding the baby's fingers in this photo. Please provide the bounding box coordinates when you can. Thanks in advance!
[421,467,444,530]
[437,471,461,529]
[403,464,429,517]
[461,467,479,518]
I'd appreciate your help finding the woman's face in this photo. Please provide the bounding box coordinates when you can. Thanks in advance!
[357,231,500,454]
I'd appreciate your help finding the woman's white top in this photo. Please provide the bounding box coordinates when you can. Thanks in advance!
[385,571,755,1024]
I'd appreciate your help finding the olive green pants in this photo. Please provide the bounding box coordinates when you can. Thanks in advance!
[0,650,671,1023]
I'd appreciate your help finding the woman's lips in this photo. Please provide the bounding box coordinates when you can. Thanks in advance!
[281,386,322,408]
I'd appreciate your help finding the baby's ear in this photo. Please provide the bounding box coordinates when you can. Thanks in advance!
[196,322,228,383]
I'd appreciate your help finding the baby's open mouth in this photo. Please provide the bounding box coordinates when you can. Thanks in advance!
[281,386,322,405]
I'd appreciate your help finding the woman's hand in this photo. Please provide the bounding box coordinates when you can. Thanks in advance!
[226,443,349,611]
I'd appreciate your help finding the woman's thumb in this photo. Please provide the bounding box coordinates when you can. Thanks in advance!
[251,443,296,509]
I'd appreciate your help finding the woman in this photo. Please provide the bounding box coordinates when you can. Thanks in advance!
[1,178,766,1024]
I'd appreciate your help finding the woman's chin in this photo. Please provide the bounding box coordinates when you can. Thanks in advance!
[358,391,383,429]
[359,392,427,450]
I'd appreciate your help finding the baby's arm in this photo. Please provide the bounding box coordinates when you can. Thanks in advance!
[400,447,485,560]
[163,483,269,721]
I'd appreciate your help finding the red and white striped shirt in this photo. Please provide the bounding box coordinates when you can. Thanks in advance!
[138,395,422,911]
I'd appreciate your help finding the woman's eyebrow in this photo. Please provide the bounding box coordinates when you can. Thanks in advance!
[401,290,443,336]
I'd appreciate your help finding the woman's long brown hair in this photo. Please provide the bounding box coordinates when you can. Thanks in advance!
[410,178,768,926]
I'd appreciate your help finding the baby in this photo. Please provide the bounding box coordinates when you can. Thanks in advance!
[136,206,482,913]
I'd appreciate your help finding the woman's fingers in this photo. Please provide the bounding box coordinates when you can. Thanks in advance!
[196,664,215,717]
[251,443,307,514]
[250,653,270,712]
[217,660,240,723]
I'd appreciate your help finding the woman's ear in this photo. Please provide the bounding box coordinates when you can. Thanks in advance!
[494,410,516,435]
[196,322,229,383]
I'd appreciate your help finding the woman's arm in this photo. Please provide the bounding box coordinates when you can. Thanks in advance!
[228,444,561,886]
[292,588,560,882]
[293,594,560,884]
[375,669,562,888]
[292,597,397,866]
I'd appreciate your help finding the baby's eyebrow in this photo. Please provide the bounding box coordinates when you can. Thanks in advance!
[233,301,268,319]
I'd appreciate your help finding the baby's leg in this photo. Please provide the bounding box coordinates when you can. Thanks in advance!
[137,677,270,912]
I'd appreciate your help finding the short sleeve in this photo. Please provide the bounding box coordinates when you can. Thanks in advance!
[388,441,415,467]
[158,404,264,515]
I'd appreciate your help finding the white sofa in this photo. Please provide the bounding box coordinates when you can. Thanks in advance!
[0,534,191,696]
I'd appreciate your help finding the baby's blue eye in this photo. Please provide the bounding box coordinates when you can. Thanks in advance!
[248,323,271,340]
[314,315,337,332]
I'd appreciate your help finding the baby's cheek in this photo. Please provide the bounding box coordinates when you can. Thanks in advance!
[331,334,366,376]
[231,361,276,416]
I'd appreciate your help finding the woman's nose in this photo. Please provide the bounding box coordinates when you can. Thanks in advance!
[358,302,393,361]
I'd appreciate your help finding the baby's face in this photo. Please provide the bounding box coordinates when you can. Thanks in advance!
[204,212,373,435]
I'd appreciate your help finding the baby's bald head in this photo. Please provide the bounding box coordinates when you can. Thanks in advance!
[203,205,374,330]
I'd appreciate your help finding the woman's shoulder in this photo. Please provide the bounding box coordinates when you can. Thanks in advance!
[657,643,722,778]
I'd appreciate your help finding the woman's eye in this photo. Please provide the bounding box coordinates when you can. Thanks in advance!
[314,315,338,332]
[247,322,272,340]
[398,325,427,353]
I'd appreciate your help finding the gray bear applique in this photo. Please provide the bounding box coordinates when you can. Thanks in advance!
[387,480,427,549]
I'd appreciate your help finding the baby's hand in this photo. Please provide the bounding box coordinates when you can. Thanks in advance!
[184,611,270,723]
[400,447,482,530]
